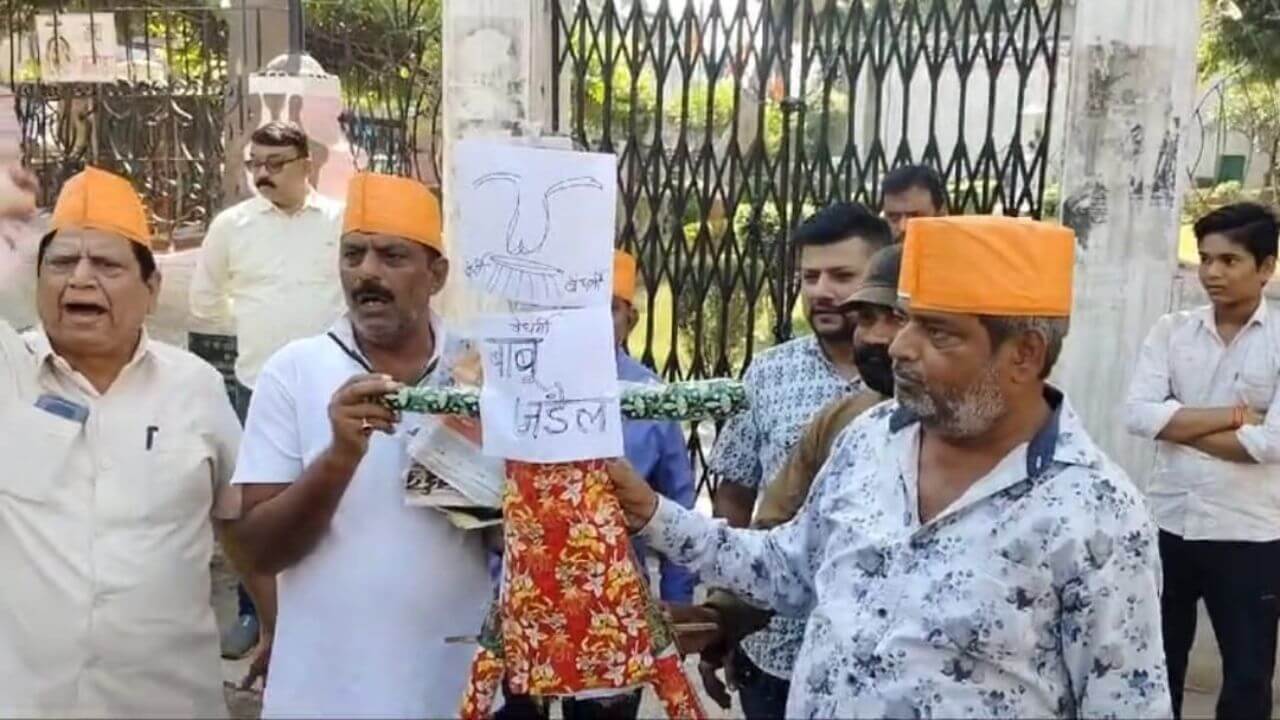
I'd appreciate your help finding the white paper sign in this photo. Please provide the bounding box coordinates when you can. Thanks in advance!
[35,14,118,83]
[454,139,616,308]
[476,307,623,462]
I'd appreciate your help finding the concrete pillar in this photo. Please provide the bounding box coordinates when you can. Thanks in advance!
[1053,0,1200,483]
[439,0,556,325]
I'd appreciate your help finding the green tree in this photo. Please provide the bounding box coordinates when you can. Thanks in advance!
[1200,0,1280,191]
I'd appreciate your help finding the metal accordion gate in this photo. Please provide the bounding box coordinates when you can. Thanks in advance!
[550,0,1067,495]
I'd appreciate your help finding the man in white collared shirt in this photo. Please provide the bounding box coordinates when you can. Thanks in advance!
[228,174,490,718]
[190,120,345,401]
[1127,202,1280,720]
[190,120,345,660]
[0,167,241,718]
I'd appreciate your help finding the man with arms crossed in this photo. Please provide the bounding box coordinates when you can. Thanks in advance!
[1127,202,1280,720]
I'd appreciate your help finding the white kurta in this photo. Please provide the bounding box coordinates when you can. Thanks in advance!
[0,322,241,718]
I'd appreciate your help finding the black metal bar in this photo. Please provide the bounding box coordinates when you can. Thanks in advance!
[288,0,303,56]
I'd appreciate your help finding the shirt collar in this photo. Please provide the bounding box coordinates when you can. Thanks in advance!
[326,311,448,384]
[1196,296,1270,332]
[890,386,1105,528]
[252,188,326,216]
[889,384,1093,478]
[25,326,153,395]
[801,334,858,385]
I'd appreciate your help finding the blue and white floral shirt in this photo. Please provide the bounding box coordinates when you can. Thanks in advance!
[646,389,1170,719]
[707,334,863,677]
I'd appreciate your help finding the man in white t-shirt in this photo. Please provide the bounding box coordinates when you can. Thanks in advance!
[227,173,491,718]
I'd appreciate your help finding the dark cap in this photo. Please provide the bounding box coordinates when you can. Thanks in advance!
[840,244,903,310]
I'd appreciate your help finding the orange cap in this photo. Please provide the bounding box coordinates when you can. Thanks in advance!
[613,249,637,303]
[343,172,443,252]
[51,166,152,248]
[899,216,1075,317]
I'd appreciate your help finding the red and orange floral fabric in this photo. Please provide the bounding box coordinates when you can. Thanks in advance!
[459,460,704,719]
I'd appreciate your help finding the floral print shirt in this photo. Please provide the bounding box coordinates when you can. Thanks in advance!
[645,389,1171,719]
[707,334,863,677]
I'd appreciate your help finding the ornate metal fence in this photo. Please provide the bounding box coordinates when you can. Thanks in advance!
[307,0,443,183]
[551,0,1066,495]
[6,1,443,238]
[6,2,252,241]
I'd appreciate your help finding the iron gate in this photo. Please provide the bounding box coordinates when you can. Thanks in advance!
[7,2,248,239]
[552,0,1066,495]
[6,1,443,238]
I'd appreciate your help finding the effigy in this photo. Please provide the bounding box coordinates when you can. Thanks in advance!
[431,137,754,718]
[387,380,747,718]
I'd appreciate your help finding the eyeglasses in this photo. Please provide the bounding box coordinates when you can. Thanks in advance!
[41,252,133,280]
[245,155,303,174]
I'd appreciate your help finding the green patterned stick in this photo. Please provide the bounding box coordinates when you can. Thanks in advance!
[385,378,747,421]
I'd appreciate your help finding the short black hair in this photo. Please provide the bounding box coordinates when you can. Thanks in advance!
[1193,202,1279,266]
[881,165,948,211]
[250,121,309,158]
[36,230,157,281]
[793,202,894,252]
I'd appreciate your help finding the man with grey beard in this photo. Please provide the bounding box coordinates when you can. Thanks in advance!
[606,215,1170,718]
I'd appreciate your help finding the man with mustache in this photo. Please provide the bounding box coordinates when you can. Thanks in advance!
[0,167,244,717]
[1126,203,1280,720]
[611,216,1169,718]
[701,202,891,717]
[227,173,491,718]
[190,120,345,662]
[678,242,906,709]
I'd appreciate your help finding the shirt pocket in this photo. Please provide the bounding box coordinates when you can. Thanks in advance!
[928,561,1052,668]
[144,445,214,524]
[0,402,81,503]
[299,233,341,285]
[1236,350,1279,413]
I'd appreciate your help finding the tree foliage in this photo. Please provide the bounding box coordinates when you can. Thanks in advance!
[1200,0,1280,80]
[1200,0,1280,190]
[305,0,442,115]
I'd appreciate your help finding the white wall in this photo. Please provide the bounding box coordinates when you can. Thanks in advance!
[1187,118,1272,188]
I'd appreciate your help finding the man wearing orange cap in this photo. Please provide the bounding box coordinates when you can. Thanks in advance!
[0,166,242,717]
[608,215,1170,718]
[609,249,697,607]
[227,172,491,718]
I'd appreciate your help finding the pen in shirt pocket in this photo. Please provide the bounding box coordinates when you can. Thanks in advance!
[145,425,159,451]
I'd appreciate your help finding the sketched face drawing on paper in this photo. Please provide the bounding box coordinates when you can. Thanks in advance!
[464,171,605,303]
